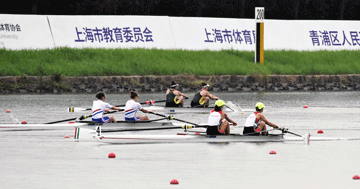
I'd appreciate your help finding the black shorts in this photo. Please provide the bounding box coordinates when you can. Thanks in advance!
[206,126,224,135]
[243,126,260,136]
[166,101,180,107]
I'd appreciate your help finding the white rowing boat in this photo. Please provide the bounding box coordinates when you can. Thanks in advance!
[0,121,206,132]
[144,101,247,114]
[93,132,356,144]
[74,126,358,144]
[74,127,360,144]
[145,105,235,114]
[0,122,86,131]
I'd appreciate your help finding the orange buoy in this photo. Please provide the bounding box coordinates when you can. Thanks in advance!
[353,175,360,180]
[269,150,277,155]
[170,179,179,184]
[6,109,11,113]
[108,152,116,158]
[21,120,27,124]
[317,130,324,134]
[303,105,308,108]
[64,135,70,138]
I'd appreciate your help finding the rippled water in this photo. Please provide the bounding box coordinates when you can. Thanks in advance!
[1,92,360,189]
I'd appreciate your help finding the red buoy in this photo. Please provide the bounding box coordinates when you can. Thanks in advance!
[303,105,308,108]
[64,135,70,138]
[317,130,324,134]
[21,120,27,124]
[170,179,179,184]
[6,109,11,113]
[353,175,360,180]
[108,152,116,158]
[269,150,277,155]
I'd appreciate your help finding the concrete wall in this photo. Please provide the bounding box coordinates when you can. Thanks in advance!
[1,75,359,94]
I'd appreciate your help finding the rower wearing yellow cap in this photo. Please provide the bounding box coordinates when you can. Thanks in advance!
[243,102,279,135]
[207,100,237,135]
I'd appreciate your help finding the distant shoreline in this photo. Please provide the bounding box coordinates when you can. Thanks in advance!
[1,74,359,94]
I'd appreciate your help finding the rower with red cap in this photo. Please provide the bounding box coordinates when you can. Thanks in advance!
[191,82,218,107]
[243,102,279,135]
[165,81,188,107]
[207,100,237,135]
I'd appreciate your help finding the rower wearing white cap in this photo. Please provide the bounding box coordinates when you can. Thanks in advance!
[165,81,188,107]
[191,82,218,107]
[207,100,237,135]
[243,102,279,135]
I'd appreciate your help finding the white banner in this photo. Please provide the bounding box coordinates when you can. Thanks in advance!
[170,17,256,51]
[1,14,359,51]
[265,20,360,51]
[47,15,176,49]
[0,14,54,50]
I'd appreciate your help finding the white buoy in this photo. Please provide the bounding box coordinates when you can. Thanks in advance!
[304,133,310,145]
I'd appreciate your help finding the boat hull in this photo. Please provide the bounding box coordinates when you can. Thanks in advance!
[95,134,287,144]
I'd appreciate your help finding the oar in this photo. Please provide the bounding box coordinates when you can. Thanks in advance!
[285,130,303,138]
[68,99,166,112]
[149,112,200,126]
[46,110,124,124]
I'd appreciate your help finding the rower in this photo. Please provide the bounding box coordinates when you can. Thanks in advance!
[243,102,279,136]
[207,100,237,135]
[165,81,188,107]
[191,82,218,107]
[92,92,123,123]
[124,91,152,121]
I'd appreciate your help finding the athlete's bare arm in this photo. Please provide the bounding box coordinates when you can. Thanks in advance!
[259,113,278,128]
[202,91,218,100]
[223,113,237,125]
[111,106,123,111]
[141,108,151,113]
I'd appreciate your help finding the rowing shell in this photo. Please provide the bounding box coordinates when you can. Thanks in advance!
[0,123,86,131]
[144,101,249,114]
[0,121,205,132]
[94,133,356,144]
[89,127,357,144]
[145,106,235,114]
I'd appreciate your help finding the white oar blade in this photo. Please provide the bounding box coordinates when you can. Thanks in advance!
[304,133,310,145]
[68,107,89,113]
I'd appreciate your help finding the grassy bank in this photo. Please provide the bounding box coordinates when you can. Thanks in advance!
[0,48,360,76]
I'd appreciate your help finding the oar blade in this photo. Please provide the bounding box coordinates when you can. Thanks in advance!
[68,107,89,113]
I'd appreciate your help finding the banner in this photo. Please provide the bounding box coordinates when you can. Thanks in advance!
[265,20,360,51]
[47,15,176,49]
[1,14,359,51]
[170,17,256,51]
[0,14,54,50]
